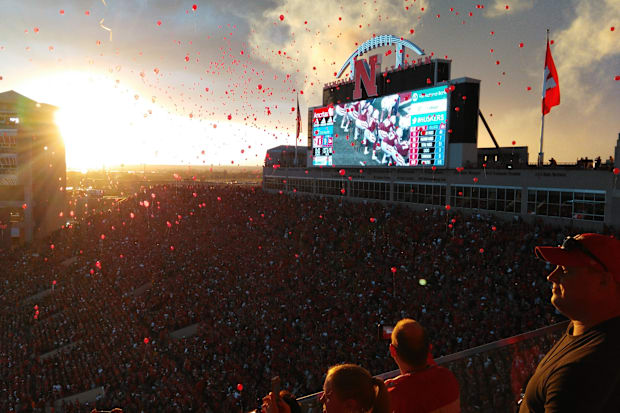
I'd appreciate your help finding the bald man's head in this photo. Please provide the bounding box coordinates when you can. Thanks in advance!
[391,319,429,368]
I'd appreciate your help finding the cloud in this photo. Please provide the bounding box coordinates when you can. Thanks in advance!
[552,0,619,110]
[480,105,541,150]
[485,0,535,18]
[245,0,428,89]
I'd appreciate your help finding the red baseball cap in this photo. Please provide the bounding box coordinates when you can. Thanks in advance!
[535,233,620,280]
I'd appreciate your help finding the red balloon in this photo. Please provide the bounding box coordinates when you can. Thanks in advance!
[613,168,620,175]
[237,383,244,391]
[144,337,149,344]
[391,267,397,273]
[445,205,451,210]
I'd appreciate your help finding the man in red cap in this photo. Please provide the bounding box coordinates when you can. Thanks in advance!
[519,233,620,412]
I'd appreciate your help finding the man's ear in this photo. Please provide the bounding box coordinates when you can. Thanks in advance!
[389,343,397,359]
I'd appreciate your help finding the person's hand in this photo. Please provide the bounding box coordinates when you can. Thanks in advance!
[261,392,291,413]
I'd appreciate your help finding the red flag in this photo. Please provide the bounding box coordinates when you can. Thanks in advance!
[295,94,301,142]
[542,40,560,115]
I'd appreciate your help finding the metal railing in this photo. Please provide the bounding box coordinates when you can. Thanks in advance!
[297,320,568,413]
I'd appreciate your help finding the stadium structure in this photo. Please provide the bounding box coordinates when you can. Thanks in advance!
[264,35,620,231]
[0,90,66,246]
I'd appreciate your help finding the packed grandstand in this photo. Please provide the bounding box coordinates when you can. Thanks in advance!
[2,185,615,412]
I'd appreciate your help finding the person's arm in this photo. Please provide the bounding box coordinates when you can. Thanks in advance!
[261,392,291,413]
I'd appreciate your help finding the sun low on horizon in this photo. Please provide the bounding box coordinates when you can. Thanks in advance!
[17,71,286,171]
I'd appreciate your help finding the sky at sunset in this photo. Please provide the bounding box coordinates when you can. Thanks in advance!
[0,0,618,170]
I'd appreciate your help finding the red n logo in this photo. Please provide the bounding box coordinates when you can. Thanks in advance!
[353,54,381,100]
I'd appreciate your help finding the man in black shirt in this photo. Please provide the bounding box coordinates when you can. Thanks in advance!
[519,233,620,412]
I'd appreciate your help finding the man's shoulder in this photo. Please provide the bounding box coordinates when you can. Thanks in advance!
[565,317,620,362]
[386,366,459,390]
[386,367,460,413]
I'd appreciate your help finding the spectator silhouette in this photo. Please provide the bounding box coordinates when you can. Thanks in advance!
[386,319,460,413]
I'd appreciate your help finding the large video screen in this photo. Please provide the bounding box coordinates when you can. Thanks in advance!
[312,85,448,167]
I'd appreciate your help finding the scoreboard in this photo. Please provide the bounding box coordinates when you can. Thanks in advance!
[311,85,449,167]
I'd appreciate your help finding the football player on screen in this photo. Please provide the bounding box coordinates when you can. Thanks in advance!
[360,108,380,162]
[335,103,348,130]
[394,128,410,166]
[380,94,399,122]
[355,103,372,142]
[346,101,362,133]
[378,115,396,145]
[381,127,400,165]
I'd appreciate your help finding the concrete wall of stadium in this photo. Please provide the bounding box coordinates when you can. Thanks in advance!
[263,166,620,231]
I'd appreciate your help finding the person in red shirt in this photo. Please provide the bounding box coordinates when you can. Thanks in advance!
[385,319,460,413]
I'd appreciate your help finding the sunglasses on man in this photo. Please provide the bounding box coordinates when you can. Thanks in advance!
[559,236,608,272]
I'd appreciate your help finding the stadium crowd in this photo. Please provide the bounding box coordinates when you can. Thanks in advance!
[1,184,614,412]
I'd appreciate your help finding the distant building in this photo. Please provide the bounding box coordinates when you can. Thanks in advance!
[263,158,620,230]
[0,90,66,246]
[478,146,529,169]
[614,133,619,168]
[264,145,309,168]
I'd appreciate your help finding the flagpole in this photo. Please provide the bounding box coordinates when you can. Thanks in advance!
[538,112,545,167]
[538,29,549,167]
[294,93,299,166]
